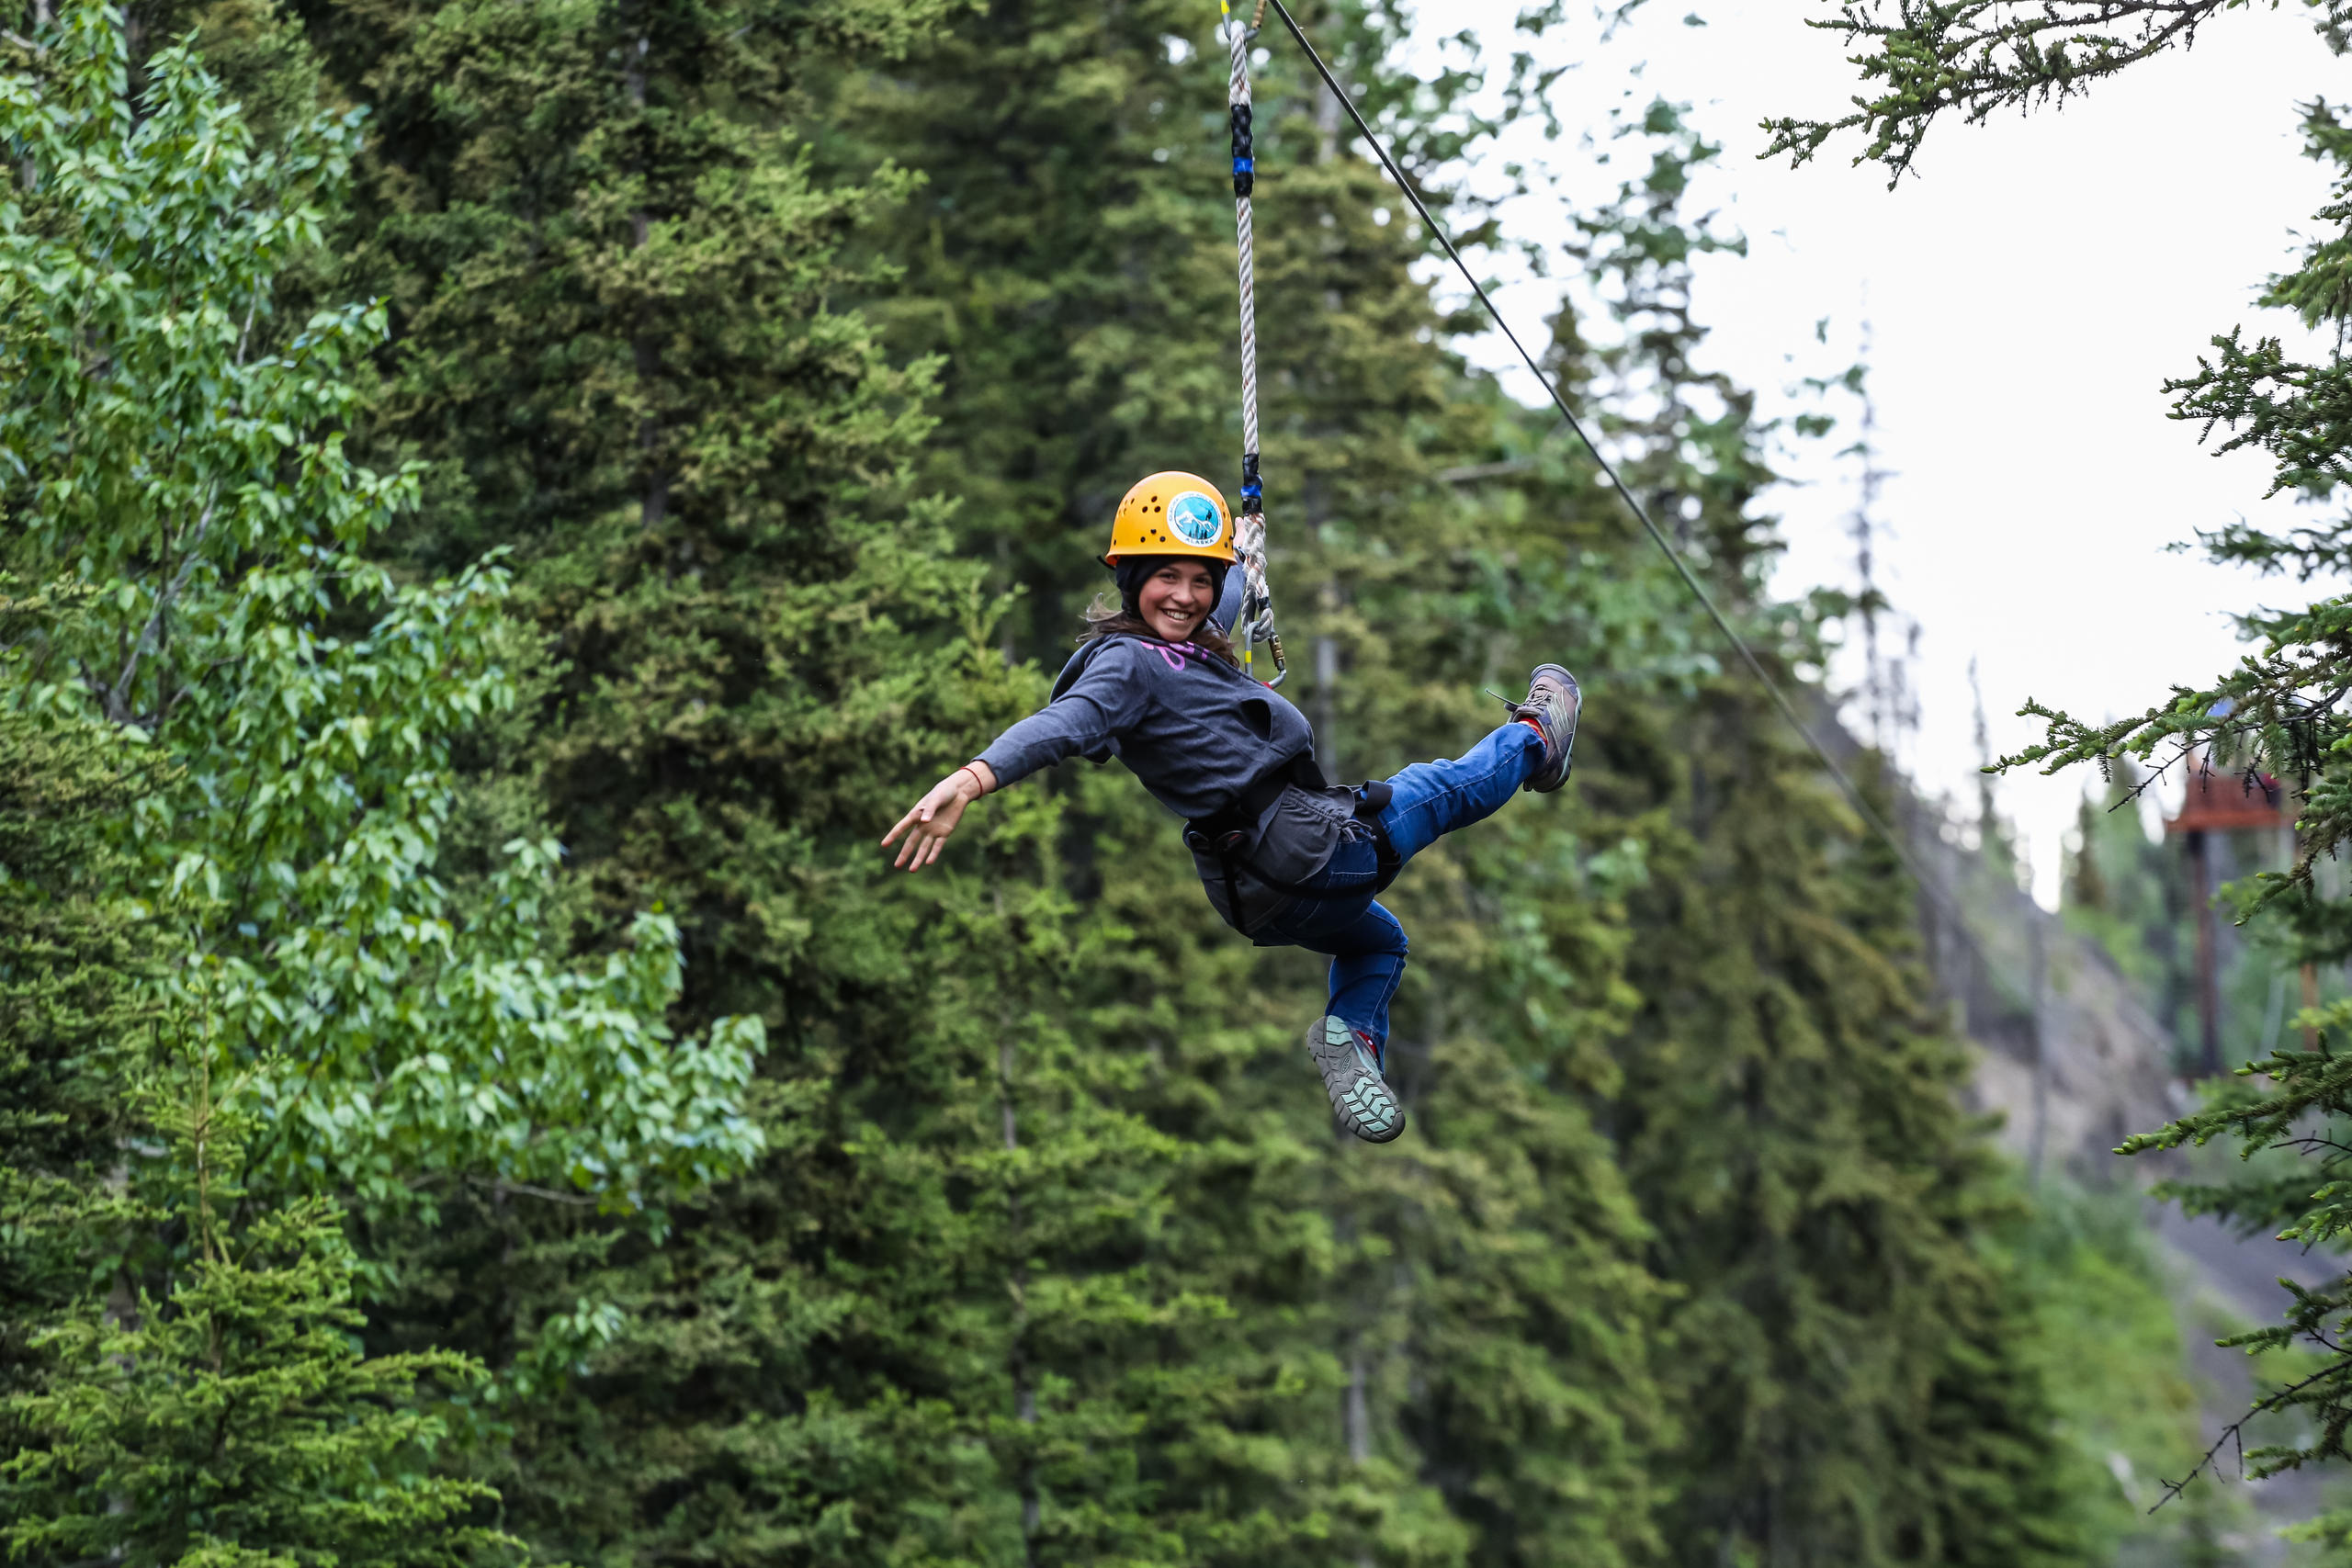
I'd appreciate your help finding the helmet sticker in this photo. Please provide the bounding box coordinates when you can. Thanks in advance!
[1166,491,1222,547]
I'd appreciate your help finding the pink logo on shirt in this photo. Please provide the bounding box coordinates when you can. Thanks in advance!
[1153,642,1194,672]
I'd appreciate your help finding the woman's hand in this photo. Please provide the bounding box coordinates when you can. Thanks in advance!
[881,762,995,871]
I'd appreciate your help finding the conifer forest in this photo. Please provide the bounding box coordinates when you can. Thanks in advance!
[21,0,2352,1562]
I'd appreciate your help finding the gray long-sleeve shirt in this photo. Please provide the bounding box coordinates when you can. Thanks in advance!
[976,635,1355,928]
[978,636,1314,818]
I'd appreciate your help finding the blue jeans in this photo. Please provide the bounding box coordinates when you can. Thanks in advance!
[1254,723,1543,1047]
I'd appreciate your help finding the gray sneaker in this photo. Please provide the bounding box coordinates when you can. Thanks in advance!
[1306,1016,1406,1144]
[1511,663,1581,793]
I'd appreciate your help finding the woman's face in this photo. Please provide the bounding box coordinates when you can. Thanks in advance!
[1137,561,1217,642]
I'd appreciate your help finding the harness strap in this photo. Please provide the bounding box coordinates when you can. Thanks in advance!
[1187,757,1401,930]
[1356,781,1401,889]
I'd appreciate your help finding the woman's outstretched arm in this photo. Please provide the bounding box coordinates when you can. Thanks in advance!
[883,641,1145,872]
[881,761,997,871]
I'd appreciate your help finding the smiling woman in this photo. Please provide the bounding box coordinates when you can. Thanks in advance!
[880,470,1581,1144]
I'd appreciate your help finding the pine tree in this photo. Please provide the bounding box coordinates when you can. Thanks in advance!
[0,630,153,1407]
[6,1190,520,1568]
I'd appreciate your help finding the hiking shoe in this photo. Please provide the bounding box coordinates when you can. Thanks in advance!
[1510,663,1581,793]
[1306,1016,1406,1144]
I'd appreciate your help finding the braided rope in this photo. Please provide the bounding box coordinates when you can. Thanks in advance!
[1226,18,1283,682]
[1231,28,1259,466]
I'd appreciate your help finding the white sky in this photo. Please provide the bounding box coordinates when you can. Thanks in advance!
[1398,0,2346,905]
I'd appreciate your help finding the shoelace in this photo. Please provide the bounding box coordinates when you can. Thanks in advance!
[1488,682,1579,722]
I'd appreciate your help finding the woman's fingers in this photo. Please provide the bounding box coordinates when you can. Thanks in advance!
[881,775,977,873]
[880,805,925,849]
[883,804,949,871]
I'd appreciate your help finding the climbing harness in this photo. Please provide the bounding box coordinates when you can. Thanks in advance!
[1184,751,1400,932]
[1220,0,1285,689]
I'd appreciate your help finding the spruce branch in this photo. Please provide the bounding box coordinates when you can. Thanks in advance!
[2154,1357,2352,1508]
[1763,2,2350,183]
[2167,327,2352,497]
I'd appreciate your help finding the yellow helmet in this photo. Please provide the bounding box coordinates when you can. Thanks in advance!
[1103,471,1237,566]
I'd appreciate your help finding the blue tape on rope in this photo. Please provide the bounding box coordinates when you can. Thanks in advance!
[1240,481,1262,499]
[1233,157,1254,173]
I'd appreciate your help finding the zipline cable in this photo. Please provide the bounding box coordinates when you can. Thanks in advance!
[1259,0,1982,926]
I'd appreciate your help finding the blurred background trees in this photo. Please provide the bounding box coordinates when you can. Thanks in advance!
[0,0,2317,1564]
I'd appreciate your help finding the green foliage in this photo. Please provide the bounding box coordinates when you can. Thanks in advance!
[1611,737,2084,1564]
[3,1199,519,1568]
[0,629,514,1568]
[2114,1061,2352,1487]
[0,637,155,1402]
[2004,1179,2240,1562]
[1761,1,2351,183]
[0,0,763,1219]
[0,18,779,1568]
